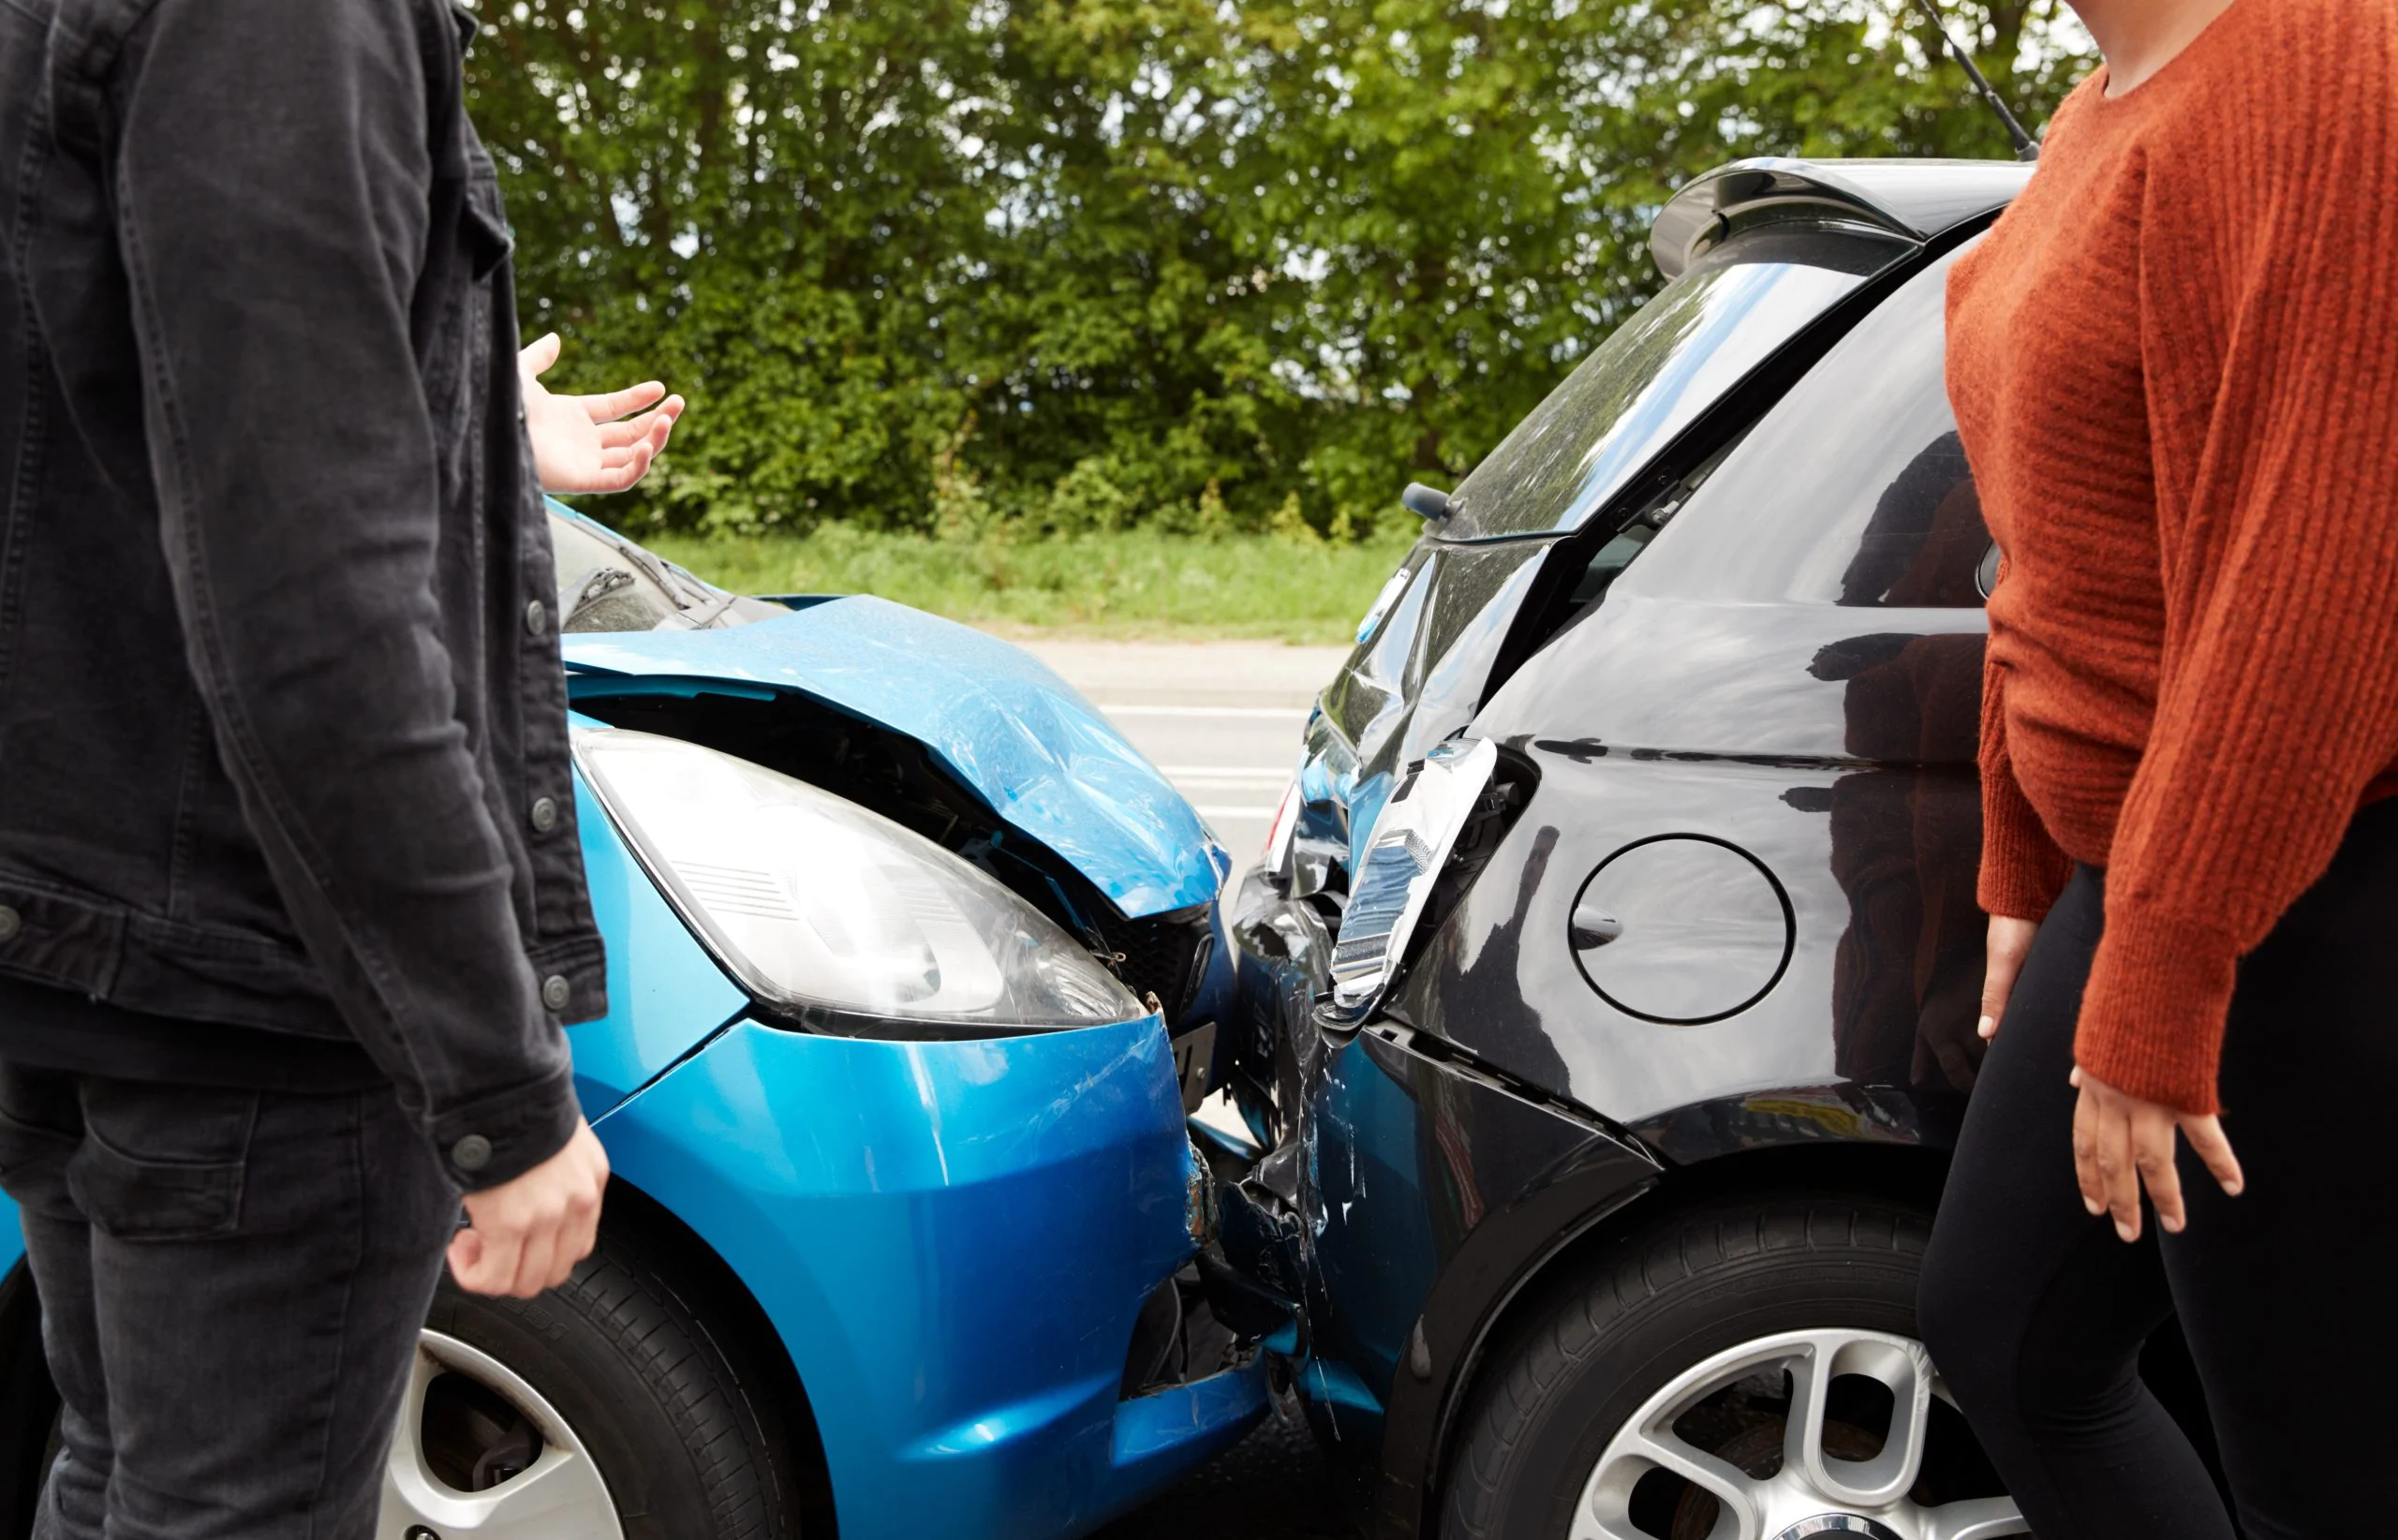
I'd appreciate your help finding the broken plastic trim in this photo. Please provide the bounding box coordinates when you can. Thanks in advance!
[1321,738,1501,1027]
[1116,1144,1273,1400]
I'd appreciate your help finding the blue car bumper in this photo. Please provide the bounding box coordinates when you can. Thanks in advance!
[597,1014,1266,1540]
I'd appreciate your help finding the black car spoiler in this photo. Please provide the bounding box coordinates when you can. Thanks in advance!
[1650,156,2035,279]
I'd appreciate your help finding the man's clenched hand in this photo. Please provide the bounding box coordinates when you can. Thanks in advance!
[448,1119,609,1297]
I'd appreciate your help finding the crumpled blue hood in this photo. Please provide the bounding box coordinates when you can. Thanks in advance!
[560,597,1221,920]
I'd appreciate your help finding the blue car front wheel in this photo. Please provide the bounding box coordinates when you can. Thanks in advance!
[399,1217,809,1540]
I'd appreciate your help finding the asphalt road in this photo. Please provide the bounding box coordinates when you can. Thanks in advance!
[1011,638,1360,1539]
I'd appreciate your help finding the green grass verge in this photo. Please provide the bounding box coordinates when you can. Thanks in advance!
[641,526,1414,644]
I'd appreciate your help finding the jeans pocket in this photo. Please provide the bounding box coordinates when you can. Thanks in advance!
[67,1083,256,1241]
[0,1103,81,1222]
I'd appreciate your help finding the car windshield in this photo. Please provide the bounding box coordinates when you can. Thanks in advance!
[548,509,744,633]
[1443,227,1904,540]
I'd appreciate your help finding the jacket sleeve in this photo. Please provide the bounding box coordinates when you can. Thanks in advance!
[111,0,578,1187]
[1977,599,2072,923]
[2079,155,2398,1116]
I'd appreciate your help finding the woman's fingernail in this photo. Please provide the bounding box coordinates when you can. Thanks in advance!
[2161,1213,2183,1233]
[2115,1220,2137,1242]
[2083,1197,2104,1216]
[2225,1181,2243,1196]
[1977,1014,1995,1038]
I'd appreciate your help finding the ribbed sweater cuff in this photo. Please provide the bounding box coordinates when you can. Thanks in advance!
[2074,906,2239,1116]
[1977,807,2071,923]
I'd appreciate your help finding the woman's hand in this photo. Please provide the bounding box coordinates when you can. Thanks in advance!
[2068,1064,2243,1242]
[519,332,684,495]
[1978,914,2039,1040]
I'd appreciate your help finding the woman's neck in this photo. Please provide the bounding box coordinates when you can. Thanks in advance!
[2071,0,2243,96]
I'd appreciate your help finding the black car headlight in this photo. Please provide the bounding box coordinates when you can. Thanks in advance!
[574,727,1148,1037]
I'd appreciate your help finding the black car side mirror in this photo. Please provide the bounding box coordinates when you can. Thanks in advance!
[1403,482,1453,523]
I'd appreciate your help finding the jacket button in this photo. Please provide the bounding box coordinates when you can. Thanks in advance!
[0,906,17,943]
[525,599,549,637]
[529,796,558,834]
[451,1133,493,1173]
[540,974,571,1012]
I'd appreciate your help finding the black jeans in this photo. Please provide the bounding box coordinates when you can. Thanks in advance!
[0,1064,456,1539]
[1920,802,2398,1538]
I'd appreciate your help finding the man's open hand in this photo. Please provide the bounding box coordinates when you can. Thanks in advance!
[448,1118,610,1297]
[519,333,684,495]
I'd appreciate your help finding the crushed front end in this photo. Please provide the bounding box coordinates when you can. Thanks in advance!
[548,553,1266,1539]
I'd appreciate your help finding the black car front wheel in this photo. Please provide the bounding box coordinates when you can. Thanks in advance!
[1438,1195,2023,1540]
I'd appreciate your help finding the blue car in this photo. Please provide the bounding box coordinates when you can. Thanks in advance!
[0,504,1269,1540]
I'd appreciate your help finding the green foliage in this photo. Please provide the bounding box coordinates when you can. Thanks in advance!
[469,0,2092,538]
[644,528,1419,641]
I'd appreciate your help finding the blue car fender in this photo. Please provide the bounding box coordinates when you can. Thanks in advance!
[563,768,750,1116]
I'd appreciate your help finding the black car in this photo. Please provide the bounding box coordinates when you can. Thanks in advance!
[1206,158,2176,1540]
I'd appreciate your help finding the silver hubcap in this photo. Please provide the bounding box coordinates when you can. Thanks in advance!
[378,1330,625,1540]
[1573,1328,2027,1540]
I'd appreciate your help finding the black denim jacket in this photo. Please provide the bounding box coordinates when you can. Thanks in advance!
[0,0,606,1186]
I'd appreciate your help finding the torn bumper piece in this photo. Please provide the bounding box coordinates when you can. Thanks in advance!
[1203,1173,1308,1352]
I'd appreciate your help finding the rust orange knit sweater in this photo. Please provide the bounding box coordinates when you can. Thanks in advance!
[1948,0,2398,1116]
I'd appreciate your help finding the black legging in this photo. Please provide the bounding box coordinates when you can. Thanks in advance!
[1919,798,2398,1539]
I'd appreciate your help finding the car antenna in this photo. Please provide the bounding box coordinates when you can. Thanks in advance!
[1905,0,2041,161]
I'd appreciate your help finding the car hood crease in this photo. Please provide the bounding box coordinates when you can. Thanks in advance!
[561,595,1220,920]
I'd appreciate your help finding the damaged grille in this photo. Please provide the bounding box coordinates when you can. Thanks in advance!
[1092,903,1214,1025]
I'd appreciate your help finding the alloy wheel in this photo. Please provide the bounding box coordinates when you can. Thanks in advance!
[1573,1328,2024,1540]
[379,1329,626,1540]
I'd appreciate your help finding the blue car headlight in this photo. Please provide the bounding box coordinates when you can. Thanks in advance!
[574,727,1148,1037]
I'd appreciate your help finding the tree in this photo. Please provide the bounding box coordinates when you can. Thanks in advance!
[466,0,2092,536]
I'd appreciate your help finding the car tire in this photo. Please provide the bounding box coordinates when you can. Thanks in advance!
[1438,1193,2014,1540]
[404,1219,802,1540]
